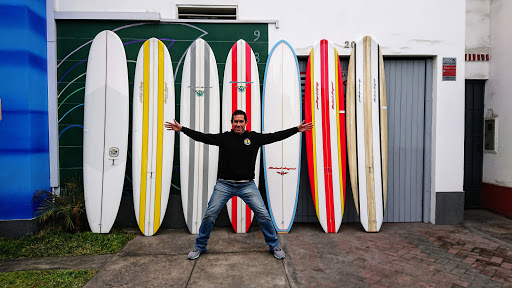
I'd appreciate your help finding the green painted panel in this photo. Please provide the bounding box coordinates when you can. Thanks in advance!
[56,20,269,196]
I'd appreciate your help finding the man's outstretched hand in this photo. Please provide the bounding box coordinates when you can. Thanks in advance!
[298,121,313,132]
[165,119,182,131]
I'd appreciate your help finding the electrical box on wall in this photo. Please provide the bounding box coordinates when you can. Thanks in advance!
[484,117,497,153]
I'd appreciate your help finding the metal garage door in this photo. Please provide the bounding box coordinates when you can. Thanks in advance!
[295,58,433,223]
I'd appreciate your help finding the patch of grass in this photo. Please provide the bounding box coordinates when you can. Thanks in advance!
[0,228,136,259]
[0,269,97,288]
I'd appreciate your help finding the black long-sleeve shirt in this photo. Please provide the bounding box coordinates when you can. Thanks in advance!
[181,127,299,181]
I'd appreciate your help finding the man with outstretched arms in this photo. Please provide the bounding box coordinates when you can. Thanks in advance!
[165,110,312,260]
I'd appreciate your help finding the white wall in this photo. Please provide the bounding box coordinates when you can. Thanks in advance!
[56,0,173,17]
[243,0,466,225]
[465,0,490,79]
[54,0,467,223]
[483,0,512,187]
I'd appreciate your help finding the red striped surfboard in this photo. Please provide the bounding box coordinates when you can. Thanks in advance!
[222,39,260,233]
[305,39,346,233]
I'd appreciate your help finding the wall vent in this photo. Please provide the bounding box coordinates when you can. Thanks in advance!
[177,5,237,20]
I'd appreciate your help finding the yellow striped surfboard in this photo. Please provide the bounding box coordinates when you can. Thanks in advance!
[132,38,175,236]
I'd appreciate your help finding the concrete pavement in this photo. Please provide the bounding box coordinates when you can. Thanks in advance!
[1,209,512,287]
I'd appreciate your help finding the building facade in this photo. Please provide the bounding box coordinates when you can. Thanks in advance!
[1,0,510,237]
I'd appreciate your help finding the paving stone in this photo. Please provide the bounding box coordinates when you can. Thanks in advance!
[465,268,485,277]
[1,209,511,288]
[484,280,503,288]
[460,273,476,283]
[443,261,459,271]
[452,279,470,287]
[495,248,509,258]
[189,252,287,288]
[468,280,490,288]
[435,258,450,265]
[455,251,469,259]
[0,254,114,272]
[482,267,497,277]
[83,255,194,288]
[473,274,492,282]
[463,257,477,264]
[363,275,381,284]
[491,276,506,283]
[501,262,512,269]
[490,256,504,265]
[451,267,468,277]
[457,262,473,270]
[472,260,487,270]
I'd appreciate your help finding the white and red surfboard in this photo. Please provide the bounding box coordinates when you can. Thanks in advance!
[222,39,260,233]
[305,39,346,233]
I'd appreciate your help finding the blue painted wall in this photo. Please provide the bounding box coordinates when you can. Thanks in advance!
[0,0,50,220]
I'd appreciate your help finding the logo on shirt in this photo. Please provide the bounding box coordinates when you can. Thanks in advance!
[244,138,251,145]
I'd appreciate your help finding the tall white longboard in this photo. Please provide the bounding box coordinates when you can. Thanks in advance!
[132,38,175,236]
[262,40,301,233]
[222,39,260,233]
[180,39,220,234]
[83,30,128,233]
[346,35,388,232]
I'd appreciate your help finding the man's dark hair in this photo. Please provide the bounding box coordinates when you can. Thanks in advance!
[231,110,247,122]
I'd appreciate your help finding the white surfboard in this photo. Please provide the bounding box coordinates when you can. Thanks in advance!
[347,35,388,232]
[180,39,220,234]
[132,38,175,236]
[222,39,260,233]
[262,40,301,233]
[83,30,129,233]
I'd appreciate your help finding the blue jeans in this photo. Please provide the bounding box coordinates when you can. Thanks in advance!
[195,179,280,251]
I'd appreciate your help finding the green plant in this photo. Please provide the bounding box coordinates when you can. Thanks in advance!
[33,176,86,232]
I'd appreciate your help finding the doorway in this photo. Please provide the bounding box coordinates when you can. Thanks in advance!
[464,80,485,209]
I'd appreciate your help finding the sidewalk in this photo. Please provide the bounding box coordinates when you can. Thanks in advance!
[1,209,511,287]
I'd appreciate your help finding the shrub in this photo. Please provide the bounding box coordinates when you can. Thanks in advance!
[32,176,87,233]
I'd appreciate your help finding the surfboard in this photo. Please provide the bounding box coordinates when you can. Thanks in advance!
[346,35,388,232]
[262,40,301,233]
[83,30,129,233]
[305,39,346,233]
[180,39,220,234]
[222,39,260,233]
[132,38,175,236]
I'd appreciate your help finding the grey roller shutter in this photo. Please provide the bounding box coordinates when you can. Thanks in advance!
[295,58,432,223]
